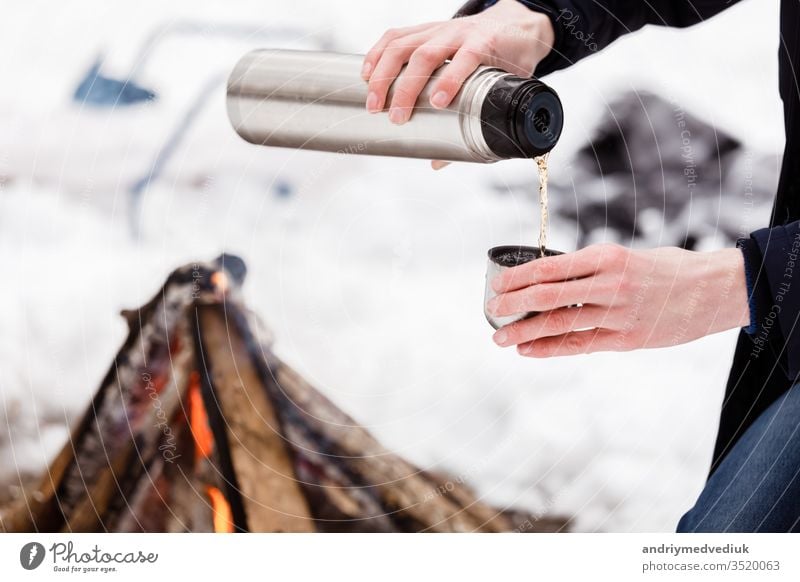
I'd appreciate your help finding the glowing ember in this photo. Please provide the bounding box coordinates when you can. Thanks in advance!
[206,486,234,533]
[210,271,229,295]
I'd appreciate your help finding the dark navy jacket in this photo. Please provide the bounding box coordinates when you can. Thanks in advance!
[463,0,800,474]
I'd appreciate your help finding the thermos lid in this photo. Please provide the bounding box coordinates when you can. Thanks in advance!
[480,76,564,159]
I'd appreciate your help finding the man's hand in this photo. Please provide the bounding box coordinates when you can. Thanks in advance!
[362,0,554,125]
[486,244,751,357]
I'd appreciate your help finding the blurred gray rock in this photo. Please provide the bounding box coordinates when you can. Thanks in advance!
[562,92,778,249]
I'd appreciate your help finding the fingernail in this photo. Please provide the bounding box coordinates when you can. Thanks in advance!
[361,61,372,79]
[431,91,450,109]
[491,276,504,292]
[366,92,379,112]
[493,330,508,345]
[518,343,534,355]
[487,298,499,315]
[389,107,406,124]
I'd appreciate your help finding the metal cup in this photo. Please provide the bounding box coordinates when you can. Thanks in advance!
[484,245,563,330]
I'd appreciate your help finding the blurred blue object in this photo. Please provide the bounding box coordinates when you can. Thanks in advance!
[73,58,157,107]
[273,180,294,198]
[74,21,331,111]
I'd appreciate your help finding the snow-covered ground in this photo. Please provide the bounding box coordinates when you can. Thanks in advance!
[0,0,783,531]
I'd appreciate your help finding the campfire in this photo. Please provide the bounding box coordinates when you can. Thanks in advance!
[0,255,567,533]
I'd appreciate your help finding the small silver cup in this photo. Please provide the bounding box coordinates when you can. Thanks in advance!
[484,245,563,330]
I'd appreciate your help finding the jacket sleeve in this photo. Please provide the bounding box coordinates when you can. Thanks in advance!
[459,1,741,76]
[739,221,800,379]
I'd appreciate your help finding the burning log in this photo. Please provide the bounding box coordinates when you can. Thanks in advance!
[0,255,567,533]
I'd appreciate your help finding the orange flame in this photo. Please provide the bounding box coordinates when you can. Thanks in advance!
[188,372,214,462]
[206,486,235,533]
[188,372,234,533]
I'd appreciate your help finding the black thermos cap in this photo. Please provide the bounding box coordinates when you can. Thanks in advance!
[480,76,564,159]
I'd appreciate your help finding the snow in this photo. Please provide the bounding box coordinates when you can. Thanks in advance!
[0,0,783,531]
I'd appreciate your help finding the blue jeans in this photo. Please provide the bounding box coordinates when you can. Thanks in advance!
[677,383,800,532]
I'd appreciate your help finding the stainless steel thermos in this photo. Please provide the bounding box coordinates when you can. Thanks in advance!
[226,49,563,163]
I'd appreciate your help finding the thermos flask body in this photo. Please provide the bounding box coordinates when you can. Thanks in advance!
[227,49,563,163]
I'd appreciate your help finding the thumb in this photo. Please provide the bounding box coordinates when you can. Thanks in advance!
[431,160,452,171]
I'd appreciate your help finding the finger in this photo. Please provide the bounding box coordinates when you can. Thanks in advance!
[517,329,621,358]
[362,23,439,80]
[428,45,483,108]
[366,31,431,113]
[388,38,460,124]
[492,305,612,347]
[492,243,627,293]
[431,160,451,170]
[487,275,612,317]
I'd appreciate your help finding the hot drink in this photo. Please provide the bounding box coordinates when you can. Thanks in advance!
[535,153,550,257]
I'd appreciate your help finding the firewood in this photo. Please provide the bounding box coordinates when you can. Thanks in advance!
[0,255,568,533]
[195,304,314,532]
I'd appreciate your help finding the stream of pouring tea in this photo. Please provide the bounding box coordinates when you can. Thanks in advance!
[535,153,550,258]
